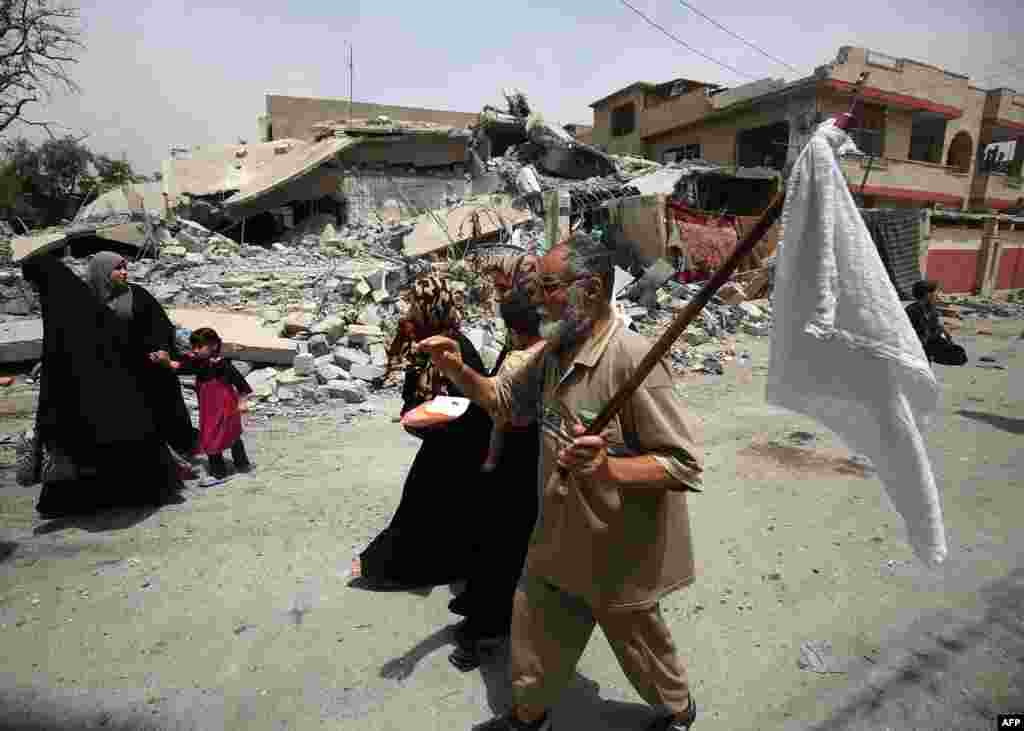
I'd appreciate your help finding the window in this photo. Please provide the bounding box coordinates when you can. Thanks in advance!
[850,103,885,157]
[665,143,702,163]
[908,112,947,164]
[611,103,636,137]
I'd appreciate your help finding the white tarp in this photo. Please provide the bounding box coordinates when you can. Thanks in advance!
[767,119,946,567]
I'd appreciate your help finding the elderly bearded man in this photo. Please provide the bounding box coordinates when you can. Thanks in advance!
[417,233,704,731]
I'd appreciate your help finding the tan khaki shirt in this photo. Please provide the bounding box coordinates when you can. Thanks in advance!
[494,317,704,611]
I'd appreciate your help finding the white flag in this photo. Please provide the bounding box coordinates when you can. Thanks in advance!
[767,119,947,567]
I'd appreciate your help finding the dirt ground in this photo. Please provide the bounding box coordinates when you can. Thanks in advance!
[0,319,1021,731]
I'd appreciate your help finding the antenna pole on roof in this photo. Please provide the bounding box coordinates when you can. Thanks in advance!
[348,42,354,124]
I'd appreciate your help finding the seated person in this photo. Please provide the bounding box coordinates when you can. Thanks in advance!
[905,280,967,366]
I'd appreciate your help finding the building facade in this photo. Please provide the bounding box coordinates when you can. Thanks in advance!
[589,46,1024,212]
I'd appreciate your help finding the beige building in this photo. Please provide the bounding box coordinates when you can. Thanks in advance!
[589,46,1024,211]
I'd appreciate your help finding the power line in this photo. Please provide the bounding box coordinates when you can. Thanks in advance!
[674,0,800,73]
[618,0,758,80]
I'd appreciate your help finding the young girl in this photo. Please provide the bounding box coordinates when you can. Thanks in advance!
[171,327,253,480]
[481,289,545,473]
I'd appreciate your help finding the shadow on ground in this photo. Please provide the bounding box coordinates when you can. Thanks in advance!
[956,410,1024,435]
[381,624,655,730]
[0,696,158,731]
[800,566,1024,730]
[33,505,159,536]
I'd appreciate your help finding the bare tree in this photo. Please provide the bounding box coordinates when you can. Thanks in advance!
[0,0,84,138]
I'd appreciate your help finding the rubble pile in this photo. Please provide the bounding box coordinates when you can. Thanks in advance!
[626,280,775,375]
[943,297,1024,319]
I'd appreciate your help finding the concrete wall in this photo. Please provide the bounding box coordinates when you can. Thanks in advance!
[829,46,973,111]
[339,137,468,169]
[924,219,1024,292]
[987,89,1024,128]
[640,89,715,140]
[341,172,469,225]
[266,96,479,142]
[647,104,793,165]
[591,88,648,156]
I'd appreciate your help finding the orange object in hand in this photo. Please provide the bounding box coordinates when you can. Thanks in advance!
[399,396,470,429]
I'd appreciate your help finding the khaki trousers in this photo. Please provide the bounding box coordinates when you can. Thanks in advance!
[509,573,691,715]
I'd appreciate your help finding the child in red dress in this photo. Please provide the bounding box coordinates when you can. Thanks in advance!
[171,328,253,479]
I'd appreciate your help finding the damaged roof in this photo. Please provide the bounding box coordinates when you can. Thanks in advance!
[162,138,308,203]
[221,136,359,213]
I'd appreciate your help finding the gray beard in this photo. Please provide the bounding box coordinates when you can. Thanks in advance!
[539,311,592,354]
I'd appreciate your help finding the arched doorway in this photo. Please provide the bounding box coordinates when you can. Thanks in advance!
[946,131,973,173]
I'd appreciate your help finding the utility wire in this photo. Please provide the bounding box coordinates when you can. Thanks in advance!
[673,0,800,73]
[618,0,757,80]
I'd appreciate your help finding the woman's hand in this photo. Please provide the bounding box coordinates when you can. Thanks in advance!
[414,336,463,376]
[148,350,171,366]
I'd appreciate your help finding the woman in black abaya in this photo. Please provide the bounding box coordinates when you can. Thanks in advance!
[351,274,493,587]
[22,251,194,518]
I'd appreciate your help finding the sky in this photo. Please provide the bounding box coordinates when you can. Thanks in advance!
[11,0,1024,175]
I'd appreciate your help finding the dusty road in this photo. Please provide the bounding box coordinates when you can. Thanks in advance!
[0,320,1021,731]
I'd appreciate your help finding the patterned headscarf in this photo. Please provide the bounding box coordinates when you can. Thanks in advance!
[87,251,133,320]
[387,274,463,404]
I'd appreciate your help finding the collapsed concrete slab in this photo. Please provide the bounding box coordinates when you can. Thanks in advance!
[167,308,298,365]
[0,318,42,363]
[402,195,534,257]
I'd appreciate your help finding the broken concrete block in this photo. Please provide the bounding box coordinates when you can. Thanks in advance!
[310,315,346,342]
[333,346,370,370]
[320,223,340,244]
[357,305,382,327]
[354,280,371,298]
[293,352,315,376]
[369,343,388,367]
[371,289,388,304]
[0,318,42,362]
[741,321,771,337]
[301,383,327,403]
[2,297,33,315]
[350,363,387,382]
[366,269,387,291]
[327,379,367,403]
[738,302,764,320]
[336,279,357,297]
[282,313,312,337]
[347,324,384,346]
[169,309,297,366]
[307,334,330,357]
[163,246,187,257]
[316,362,346,384]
